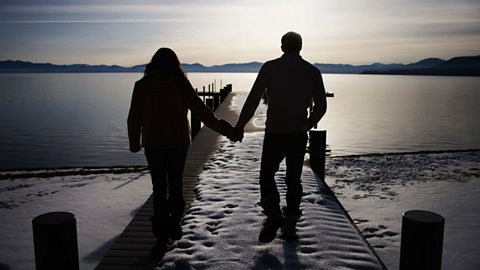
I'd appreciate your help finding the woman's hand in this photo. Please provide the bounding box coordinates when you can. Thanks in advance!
[130,144,141,153]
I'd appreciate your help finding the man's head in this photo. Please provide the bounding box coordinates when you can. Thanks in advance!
[281,32,302,54]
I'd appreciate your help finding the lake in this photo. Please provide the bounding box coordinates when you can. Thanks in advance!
[0,73,479,170]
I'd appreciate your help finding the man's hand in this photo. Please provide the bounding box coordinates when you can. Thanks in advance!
[227,127,244,143]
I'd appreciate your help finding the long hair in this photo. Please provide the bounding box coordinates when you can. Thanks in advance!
[144,48,186,78]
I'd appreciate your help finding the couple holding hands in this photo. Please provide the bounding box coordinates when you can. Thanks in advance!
[128,32,327,247]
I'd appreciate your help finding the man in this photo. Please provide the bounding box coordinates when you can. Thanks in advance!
[234,31,327,243]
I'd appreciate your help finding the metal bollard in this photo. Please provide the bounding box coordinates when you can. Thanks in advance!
[400,210,445,270]
[32,211,79,270]
[308,130,326,180]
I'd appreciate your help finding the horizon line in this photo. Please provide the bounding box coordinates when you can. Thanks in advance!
[1,56,457,68]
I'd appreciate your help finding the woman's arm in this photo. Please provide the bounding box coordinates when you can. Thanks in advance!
[127,83,142,152]
[183,79,234,137]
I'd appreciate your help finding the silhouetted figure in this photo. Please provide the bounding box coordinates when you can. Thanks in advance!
[128,48,236,246]
[234,32,327,243]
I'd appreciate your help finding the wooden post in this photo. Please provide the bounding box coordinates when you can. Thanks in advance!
[220,87,225,102]
[309,130,326,180]
[206,98,214,110]
[400,210,445,270]
[32,212,79,270]
[213,93,220,109]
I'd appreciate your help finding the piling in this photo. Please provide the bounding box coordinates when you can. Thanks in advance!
[213,93,220,109]
[400,210,445,270]
[205,98,214,110]
[309,130,326,180]
[32,211,79,270]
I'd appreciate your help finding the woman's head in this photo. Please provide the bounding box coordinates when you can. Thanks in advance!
[145,48,185,77]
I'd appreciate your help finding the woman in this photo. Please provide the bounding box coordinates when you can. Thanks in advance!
[127,48,235,245]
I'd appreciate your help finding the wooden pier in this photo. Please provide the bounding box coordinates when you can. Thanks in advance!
[95,84,385,269]
[95,85,236,269]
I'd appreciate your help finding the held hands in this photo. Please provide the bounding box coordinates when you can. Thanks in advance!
[219,119,244,143]
[227,126,244,143]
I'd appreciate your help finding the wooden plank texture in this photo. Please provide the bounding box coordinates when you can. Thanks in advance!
[95,93,237,269]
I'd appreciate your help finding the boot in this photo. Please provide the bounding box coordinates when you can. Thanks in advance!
[258,215,285,243]
[150,216,168,241]
[282,215,299,243]
[168,215,183,240]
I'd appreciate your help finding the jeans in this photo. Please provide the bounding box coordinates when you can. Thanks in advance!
[259,132,308,218]
[145,147,188,220]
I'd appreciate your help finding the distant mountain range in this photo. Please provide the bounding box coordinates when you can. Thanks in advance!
[361,56,480,76]
[1,55,479,76]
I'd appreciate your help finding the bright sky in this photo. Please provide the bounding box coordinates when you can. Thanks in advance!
[1,0,479,66]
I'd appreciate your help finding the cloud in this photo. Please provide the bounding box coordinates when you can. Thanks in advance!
[0,2,218,23]
[1,0,479,65]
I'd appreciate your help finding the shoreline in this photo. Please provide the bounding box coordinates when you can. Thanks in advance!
[1,140,478,268]
[328,148,480,158]
[1,148,478,179]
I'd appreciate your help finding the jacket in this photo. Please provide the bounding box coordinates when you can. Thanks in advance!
[237,54,327,133]
[127,70,230,149]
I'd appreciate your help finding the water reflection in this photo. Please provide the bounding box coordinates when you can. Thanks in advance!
[0,73,479,169]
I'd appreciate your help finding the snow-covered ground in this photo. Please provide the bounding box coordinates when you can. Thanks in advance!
[1,142,479,270]
[0,133,384,270]
[326,150,480,270]
[0,168,153,270]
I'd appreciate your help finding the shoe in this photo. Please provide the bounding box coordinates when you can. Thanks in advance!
[258,215,285,243]
[150,216,168,240]
[154,236,172,254]
[168,216,183,240]
[282,215,299,243]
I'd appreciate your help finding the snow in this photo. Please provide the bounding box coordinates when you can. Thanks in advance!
[1,142,479,270]
[0,133,385,270]
[0,169,152,270]
[155,133,383,270]
[326,150,480,270]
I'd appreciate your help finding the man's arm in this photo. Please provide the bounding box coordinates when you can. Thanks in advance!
[235,65,269,130]
[307,72,327,130]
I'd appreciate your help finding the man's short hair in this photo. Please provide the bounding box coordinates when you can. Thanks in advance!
[281,32,302,53]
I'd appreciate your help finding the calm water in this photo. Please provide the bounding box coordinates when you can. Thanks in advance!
[0,73,479,170]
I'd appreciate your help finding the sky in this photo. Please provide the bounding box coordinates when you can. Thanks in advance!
[1,0,479,66]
